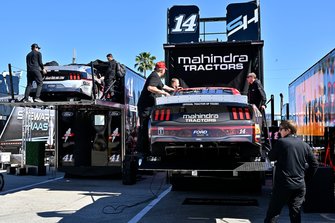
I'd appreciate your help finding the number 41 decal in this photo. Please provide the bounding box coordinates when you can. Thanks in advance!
[171,14,198,33]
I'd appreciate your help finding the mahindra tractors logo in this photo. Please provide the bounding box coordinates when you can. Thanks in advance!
[178,53,248,72]
[183,113,219,123]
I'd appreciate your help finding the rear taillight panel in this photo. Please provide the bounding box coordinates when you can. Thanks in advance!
[69,72,81,80]
[44,71,87,81]
[230,106,252,120]
[153,108,171,121]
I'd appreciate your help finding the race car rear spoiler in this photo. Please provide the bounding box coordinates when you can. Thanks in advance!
[156,94,248,105]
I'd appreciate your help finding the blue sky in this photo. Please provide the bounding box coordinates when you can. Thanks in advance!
[0,0,334,114]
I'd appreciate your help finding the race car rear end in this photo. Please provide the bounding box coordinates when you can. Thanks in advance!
[143,87,268,168]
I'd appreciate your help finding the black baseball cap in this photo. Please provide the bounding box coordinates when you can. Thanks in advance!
[31,43,41,49]
[106,53,113,58]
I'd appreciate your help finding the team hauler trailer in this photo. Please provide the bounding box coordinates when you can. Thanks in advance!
[0,65,145,183]
[289,48,335,167]
[56,65,145,180]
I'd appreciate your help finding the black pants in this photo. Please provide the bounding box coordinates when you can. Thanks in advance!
[24,70,43,99]
[103,79,114,96]
[264,186,305,223]
[135,111,150,155]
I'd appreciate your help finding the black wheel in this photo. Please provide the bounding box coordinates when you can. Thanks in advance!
[0,173,4,191]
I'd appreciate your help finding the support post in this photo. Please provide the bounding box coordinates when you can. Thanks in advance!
[271,94,275,126]
[91,61,96,100]
[279,93,283,120]
[8,63,15,101]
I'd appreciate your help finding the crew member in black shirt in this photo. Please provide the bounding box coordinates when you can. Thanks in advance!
[103,53,117,99]
[23,43,46,103]
[264,120,318,223]
[136,61,175,155]
[247,72,267,110]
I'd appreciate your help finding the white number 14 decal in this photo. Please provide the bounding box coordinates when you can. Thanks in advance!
[171,14,198,33]
[239,129,246,134]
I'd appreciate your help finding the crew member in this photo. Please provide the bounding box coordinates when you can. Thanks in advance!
[103,53,117,99]
[247,72,267,110]
[170,78,181,90]
[264,120,318,223]
[22,43,46,103]
[136,61,175,155]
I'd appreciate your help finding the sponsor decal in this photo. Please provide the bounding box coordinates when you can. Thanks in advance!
[182,102,219,106]
[17,110,52,131]
[110,111,121,116]
[183,113,219,123]
[171,14,198,33]
[128,105,137,112]
[29,122,48,131]
[168,5,199,43]
[227,8,259,37]
[83,81,91,86]
[192,129,209,137]
[158,127,164,135]
[62,112,74,117]
[45,76,65,80]
[239,129,246,134]
[62,128,73,142]
[109,128,120,142]
[178,53,248,72]
[18,110,51,121]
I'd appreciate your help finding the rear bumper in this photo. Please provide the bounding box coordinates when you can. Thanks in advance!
[150,140,261,157]
[151,135,254,144]
[138,158,272,174]
[30,87,91,99]
[31,86,81,93]
[147,138,265,173]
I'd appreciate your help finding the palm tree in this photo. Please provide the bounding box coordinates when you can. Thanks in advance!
[134,52,156,78]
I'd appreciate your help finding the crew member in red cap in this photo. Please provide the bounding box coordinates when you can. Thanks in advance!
[22,43,46,103]
[136,61,175,156]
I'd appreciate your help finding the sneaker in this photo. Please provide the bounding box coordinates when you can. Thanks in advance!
[34,98,44,103]
[21,97,35,102]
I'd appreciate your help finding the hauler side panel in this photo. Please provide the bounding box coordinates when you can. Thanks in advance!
[57,104,124,176]
[56,67,145,177]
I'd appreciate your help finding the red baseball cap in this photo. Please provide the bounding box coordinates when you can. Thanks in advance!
[155,61,167,70]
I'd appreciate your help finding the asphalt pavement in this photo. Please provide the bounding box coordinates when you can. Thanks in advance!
[0,170,335,223]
